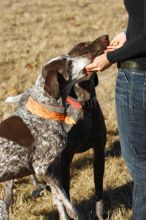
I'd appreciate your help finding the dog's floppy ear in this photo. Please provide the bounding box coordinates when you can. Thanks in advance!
[43,68,60,100]
[42,59,68,100]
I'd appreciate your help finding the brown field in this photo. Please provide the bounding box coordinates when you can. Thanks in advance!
[0,0,132,219]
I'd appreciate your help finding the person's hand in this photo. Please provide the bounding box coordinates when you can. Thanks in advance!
[105,32,127,53]
[85,53,111,73]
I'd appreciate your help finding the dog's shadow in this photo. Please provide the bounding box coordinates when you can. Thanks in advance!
[105,139,121,158]
[39,181,132,220]
[76,181,132,220]
[71,137,121,174]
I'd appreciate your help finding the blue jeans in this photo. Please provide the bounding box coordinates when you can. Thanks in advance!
[116,68,146,220]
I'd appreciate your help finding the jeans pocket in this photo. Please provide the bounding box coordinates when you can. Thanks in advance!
[122,69,131,85]
[130,71,146,110]
[117,69,131,85]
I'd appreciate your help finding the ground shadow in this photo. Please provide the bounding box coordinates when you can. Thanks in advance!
[72,156,93,171]
[104,181,133,211]
[75,181,132,220]
[71,139,121,174]
[33,209,59,220]
[105,139,121,158]
[17,172,132,219]
[34,182,132,220]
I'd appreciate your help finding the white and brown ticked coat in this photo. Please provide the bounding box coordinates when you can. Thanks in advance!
[0,55,91,220]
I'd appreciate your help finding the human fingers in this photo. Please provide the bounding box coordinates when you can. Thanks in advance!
[110,41,119,46]
[116,42,124,48]
[87,67,98,72]
[106,45,118,50]
[85,63,97,73]
[109,39,119,46]
[87,63,111,72]
[85,62,97,70]
[106,42,124,50]
[104,48,116,53]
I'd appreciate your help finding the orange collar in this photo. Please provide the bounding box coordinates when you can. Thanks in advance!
[26,96,75,125]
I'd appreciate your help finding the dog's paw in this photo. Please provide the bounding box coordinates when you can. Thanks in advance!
[31,184,45,199]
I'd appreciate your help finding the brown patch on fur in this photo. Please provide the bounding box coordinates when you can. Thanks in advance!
[43,69,60,100]
[0,116,34,147]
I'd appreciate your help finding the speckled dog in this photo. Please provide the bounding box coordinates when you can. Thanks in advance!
[0,55,91,220]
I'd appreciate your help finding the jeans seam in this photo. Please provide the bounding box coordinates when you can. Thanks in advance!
[143,75,146,110]
[129,75,134,122]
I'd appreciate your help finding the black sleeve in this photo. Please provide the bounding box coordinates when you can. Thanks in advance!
[107,2,146,63]
[107,32,146,63]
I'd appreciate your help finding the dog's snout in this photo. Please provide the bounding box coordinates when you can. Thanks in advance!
[103,35,109,41]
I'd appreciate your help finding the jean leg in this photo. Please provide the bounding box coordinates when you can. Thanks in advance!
[116,69,146,220]
[116,69,133,171]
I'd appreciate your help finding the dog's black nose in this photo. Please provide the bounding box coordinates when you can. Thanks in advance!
[102,35,109,45]
[103,35,109,41]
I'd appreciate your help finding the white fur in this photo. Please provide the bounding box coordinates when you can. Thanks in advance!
[71,57,90,80]
[4,94,23,103]
[0,200,9,220]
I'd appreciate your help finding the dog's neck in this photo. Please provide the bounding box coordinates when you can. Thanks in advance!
[31,74,63,107]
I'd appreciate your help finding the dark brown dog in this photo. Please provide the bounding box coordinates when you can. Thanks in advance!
[58,35,108,220]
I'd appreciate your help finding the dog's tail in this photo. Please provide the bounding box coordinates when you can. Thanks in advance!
[4,93,23,103]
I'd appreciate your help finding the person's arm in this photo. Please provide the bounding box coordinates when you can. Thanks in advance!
[85,2,146,72]
[107,31,146,63]
[107,2,146,63]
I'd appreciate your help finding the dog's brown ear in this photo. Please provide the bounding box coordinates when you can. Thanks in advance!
[42,59,68,100]
[43,68,60,100]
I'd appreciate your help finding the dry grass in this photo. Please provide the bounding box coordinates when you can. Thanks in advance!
[0,0,132,219]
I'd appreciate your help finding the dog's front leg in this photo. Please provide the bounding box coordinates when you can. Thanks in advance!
[42,176,81,220]
[50,185,70,220]
[93,148,106,220]
[30,175,47,199]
